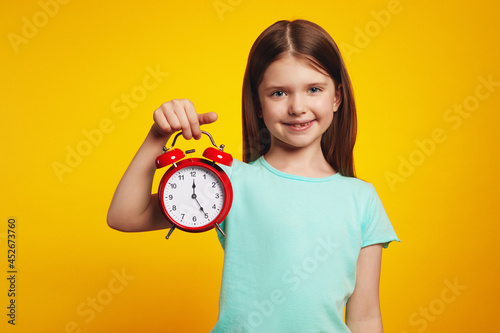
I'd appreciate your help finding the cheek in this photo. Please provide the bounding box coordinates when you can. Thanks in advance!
[315,99,335,117]
[322,112,334,130]
[314,100,335,128]
[261,111,276,129]
[261,101,285,120]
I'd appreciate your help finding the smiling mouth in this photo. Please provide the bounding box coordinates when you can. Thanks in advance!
[283,121,314,128]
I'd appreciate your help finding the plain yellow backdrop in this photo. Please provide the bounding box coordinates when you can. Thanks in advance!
[1,0,499,332]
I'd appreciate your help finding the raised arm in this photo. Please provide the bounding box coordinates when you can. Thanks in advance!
[107,99,218,232]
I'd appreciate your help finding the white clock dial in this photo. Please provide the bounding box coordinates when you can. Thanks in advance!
[161,166,225,228]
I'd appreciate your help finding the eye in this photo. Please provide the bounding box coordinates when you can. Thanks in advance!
[308,87,322,93]
[271,90,286,97]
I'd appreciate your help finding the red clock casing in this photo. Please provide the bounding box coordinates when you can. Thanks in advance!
[155,130,233,239]
[157,158,233,233]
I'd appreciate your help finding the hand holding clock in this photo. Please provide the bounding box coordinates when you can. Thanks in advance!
[108,99,218,233]
[152,99,218,140]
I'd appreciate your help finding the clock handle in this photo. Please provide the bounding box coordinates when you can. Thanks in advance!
[165,225,176,239]
[164,130,225,151]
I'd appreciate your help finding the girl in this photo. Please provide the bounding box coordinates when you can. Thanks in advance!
[108,19,399,332]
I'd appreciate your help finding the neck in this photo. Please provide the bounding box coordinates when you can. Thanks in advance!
[264,143,336,178]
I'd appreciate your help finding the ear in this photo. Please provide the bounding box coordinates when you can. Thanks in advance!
[333,83,343,112]
[256,108,263,118]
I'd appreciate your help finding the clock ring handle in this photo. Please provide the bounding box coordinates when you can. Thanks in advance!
[163,130,225,152]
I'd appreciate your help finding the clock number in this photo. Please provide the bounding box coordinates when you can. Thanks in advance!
[190,171,196,177]
[204,213,209,219]
[172,205,177,211]
[212,204,216,209]
[167,194,173,200]
[193,216,197,222]
[178,175,184,180]
[169,183,177,189]
[215,193,220,199]
[203,174,207,179]
[181,214,185,220]
[212,182,216,188]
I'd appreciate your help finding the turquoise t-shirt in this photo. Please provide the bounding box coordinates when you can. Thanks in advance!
[211,157,400,332]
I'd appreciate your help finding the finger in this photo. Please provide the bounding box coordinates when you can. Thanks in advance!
[198,112,218,126]
[172,101,193,140]
[163,103,182,134]
[153,107,173,135]
[184,103,202,140]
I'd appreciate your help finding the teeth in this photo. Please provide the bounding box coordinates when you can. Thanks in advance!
[288,121,311,127]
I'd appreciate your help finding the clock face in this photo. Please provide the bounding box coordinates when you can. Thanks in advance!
[160,163,226,229]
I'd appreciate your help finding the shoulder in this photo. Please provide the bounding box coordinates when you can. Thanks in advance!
[335,174,377,196]
[218,158,262,180]
[331,175,384,215]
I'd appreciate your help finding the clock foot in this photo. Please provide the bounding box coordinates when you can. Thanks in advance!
[165,225,176,239]
[215,223,226,238]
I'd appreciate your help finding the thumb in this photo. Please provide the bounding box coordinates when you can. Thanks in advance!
[198,112,218,125]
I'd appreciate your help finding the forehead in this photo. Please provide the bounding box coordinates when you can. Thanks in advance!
[260,54,332,86]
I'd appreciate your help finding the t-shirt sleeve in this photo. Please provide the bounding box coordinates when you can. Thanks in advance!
[361,184,400,249]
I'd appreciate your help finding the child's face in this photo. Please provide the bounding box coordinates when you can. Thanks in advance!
[257,54,342,153]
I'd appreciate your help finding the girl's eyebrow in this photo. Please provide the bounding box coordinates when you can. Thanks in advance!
[307,82,329,87]
[262,82,329,91]
[262,85,287,92]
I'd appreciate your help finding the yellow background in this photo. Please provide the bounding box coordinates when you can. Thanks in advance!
[1,0,499,332]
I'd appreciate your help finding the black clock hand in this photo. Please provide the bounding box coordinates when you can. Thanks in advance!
[192,193,201,207]
[194,197,207,215]
[191,179,206,214]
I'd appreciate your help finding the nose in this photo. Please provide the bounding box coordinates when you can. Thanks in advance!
[288,93,306,115]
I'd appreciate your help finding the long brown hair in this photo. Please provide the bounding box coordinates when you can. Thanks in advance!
[242,20,357,177]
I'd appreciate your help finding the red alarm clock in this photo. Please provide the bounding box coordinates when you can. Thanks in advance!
[156,131,233,239]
